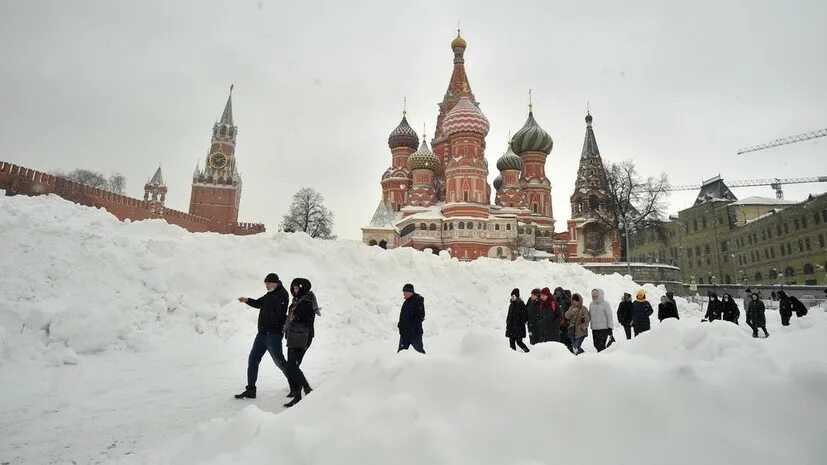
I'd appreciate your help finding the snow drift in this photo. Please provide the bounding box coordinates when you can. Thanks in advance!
[2,193,826,465]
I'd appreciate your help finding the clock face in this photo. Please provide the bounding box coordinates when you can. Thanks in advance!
[209,153,228,170]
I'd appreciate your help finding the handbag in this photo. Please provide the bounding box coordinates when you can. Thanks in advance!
[285,324,310,349]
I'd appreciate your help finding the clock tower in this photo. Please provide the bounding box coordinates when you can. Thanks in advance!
[189,86,242,232]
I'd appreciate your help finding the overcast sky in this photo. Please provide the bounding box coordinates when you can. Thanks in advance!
[2,0,826,239]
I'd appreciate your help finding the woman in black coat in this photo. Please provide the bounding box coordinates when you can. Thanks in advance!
[721,293,739,324]
[657,295,679,321]
[746,292,769,338]
[617,293,634,339]
[525,289,543,345]
[283,278,316,408]
[505,288,530,352]
[704,293,723,321]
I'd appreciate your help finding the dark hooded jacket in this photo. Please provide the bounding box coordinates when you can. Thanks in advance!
[705,294,723,321]
[746,294,767,327]
[539,287,561,342]
[245,283,290,334]
[617,294,634,327]
[526,290,543,344]
[791,296,808,317]
[778,291,793,320]
[658,300,679,321]
[505,288,528,339]
[285,278,316,349]
[632,298,654,331]
[721,293,739,323]
[398,291,425,337]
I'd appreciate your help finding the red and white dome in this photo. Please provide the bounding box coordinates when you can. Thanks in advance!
[442,96,489,137]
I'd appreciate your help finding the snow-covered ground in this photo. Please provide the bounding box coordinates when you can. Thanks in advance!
[1,193,825,465]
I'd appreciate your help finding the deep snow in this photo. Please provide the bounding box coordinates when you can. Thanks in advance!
[1,194,825,465]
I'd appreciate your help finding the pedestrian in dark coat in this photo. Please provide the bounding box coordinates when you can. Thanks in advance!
[631,290,654,336]
[746,292,769,338]
[398,283,426,354]
[657,295,679,322]
[539,287,562,343]
[506,288,530,352]
[526,289,543,344]
[555,287,573,350]
[791,296,808,318]
[721,293,739,324]
[617,293,634,340]
[666,291,676,304]
[234,273,290,400]
[704,292,723,321]
[777,291,793,326]
[282,277,316,407]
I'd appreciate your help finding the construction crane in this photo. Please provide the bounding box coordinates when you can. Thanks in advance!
[737,128,827,155]
[666,176,827,199]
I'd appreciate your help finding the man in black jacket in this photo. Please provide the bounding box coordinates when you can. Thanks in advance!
[617,293,634,339]
[234,273,290,399]
[398,283,425,354]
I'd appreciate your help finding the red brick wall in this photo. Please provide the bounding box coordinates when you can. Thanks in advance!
[0,161,264,235]
[188,184,240,233]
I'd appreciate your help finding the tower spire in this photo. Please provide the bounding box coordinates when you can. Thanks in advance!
[403,96,407,117]
[528,89,533,114]
[220,84,234,125]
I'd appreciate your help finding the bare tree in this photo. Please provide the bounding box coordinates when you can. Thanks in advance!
[57,169,127,194]
[280,187,336,239]
[591,160,669,259]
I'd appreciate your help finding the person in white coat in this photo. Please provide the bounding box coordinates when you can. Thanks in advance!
[589,288,614,352]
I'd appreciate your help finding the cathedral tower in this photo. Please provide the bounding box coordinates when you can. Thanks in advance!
[442,96,490,218]
[382,112,418,211]
[189,86,242,232]
[408,134,438,207]
[144,165,167,216]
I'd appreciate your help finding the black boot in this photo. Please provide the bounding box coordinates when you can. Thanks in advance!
[286,391,297,398]
[234,386,256,399]
[303,384,313,395]
[283,390,302,408]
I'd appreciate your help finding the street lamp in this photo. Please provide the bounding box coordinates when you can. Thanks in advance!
[619,215,634,277]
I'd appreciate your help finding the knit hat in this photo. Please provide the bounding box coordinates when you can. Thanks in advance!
[530,288,541,296]
[402,283,415,293]
[623,292,632,300]
[636,289,646,300]
[540,287,552,297]
[511,288,520,299]
[264,273,281,284]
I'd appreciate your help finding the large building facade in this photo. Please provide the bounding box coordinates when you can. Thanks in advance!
[630,176,827,286]
[362,31,619,262]
[0,87,264,235]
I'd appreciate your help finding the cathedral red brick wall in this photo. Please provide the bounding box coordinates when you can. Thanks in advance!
[0,161,264,235]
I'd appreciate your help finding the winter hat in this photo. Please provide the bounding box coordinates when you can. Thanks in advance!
[511,288,520,299]
[666,291,675,301]
[778,290,788,299]
[636,289,646,300]
[530,288,541,296]
[402,283,415,293]
[264,273,281,284]
[623,292,632,300]
[540,287,552,297]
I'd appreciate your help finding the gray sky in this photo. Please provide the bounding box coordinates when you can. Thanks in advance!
[2,0,826,239]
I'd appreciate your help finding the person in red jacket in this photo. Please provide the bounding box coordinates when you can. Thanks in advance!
[539,287,561,343]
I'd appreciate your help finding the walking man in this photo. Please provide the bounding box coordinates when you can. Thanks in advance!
[398,283,426,354]
[234,273,290,399]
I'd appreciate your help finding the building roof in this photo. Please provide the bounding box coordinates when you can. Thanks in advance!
[694,176,737,205]
[731,196,798,206]
[220,85,233,125]
[581,113,600,158]
[149,166,164,185]
[367,201,400,230]
[388,115,419,150]
[510,109,553,155]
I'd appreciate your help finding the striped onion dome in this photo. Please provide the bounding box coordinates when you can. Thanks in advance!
[496,144,523,171]
[388,115,419,150]
[408,137,439,171]
[493,174,503,190]
[442,96,490,137]
[511,110,553,155]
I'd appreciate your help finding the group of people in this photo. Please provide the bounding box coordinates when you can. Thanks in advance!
[505,287,669,355]
[234,273,319,408]
[703,288,808,338]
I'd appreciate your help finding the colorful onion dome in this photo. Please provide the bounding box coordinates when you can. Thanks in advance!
[493,174,503,191]
[442,96,490,137]
[496,145,523,171]
[451,29,467,49]
[511,111,553,155]
[408,137,439,171]
[388,115,419,150]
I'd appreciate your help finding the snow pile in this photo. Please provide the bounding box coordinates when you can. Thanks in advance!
[132,315,827,465]
[0,193,659,364]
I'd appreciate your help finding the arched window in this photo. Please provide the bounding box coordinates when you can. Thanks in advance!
[754,271,762,282]
[419,223,427,230]
[784,267,795,277]
[378,240,387,249]
[725,274,732,284]
[699,277,704,284]
[495,224,500,231]
[429,223,437,231]
[458,222,465,230]
[467,222,474,230]
[464,191,469,202]
[449,223,454,230]
[368,240,377,246]
[497,247,504,258]
[803,263,814,275]
[506,224,512,231]
[588,195,600,211]
[443,224,448,231]
[519,228,524,234]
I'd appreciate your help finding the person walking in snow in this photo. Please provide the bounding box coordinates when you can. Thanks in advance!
[565,293,590,355]
[704,292,723,322]
[235,273,290,400]
[555,287,573,350]
[721,293,739,324]
[589,288,613,352]
[631,290,654,336]
[746,291,769,338]
[666,291,676,304]
[505,288,530,353]
[539,287,562,343]
[791,295,808,318]
[657,295,679,322]
[617,293,634,340]
[526,288,544,345]
[397,283,426,354]
[282,278,316,407]
[777,290,793,326]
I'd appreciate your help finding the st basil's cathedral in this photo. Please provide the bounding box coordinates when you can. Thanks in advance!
[362,31,621,262]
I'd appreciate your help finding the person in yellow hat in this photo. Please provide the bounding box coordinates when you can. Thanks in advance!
[631,289,654,336]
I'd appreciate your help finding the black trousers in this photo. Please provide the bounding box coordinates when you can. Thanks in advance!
[398,333,425,354]
[622,325,632,340]
[781,313,791,326]
[633,326,649,337]
[286,347,310,393]
[509,337,530,352]
[592,329,611,352]
[750,323,769,337]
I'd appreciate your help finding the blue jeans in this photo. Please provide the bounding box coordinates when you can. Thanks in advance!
[247,332,288,387]
[398,333,425,354]
[572,336,586,355]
